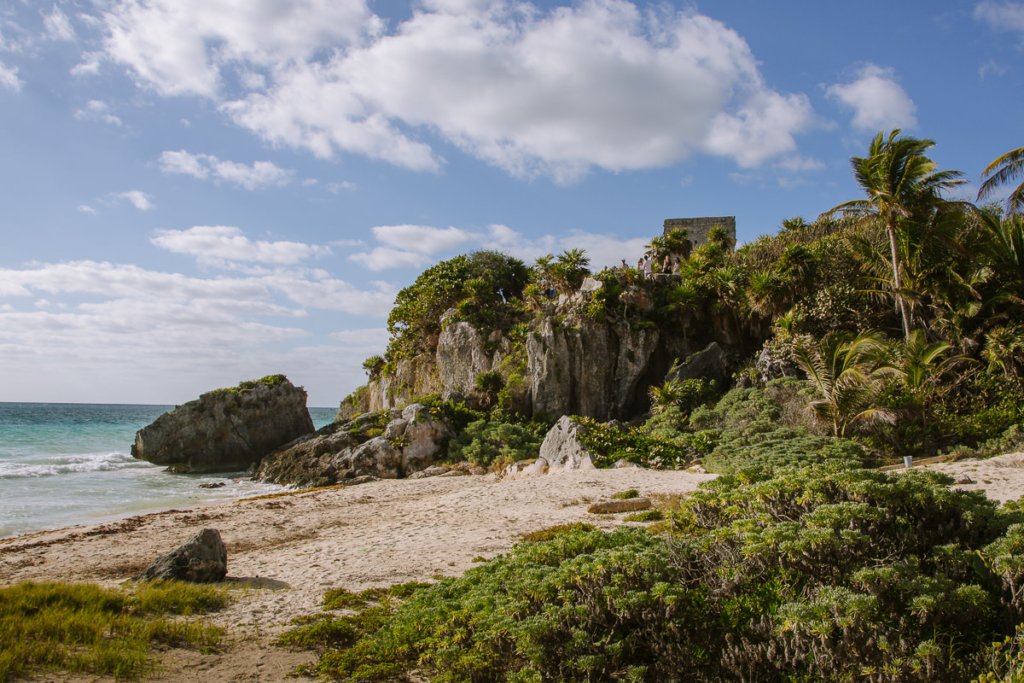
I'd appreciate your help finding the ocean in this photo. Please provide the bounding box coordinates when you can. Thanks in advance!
[0,402,337,538]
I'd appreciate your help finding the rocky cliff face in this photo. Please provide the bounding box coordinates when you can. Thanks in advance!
[132,376,314,473]
[345,311,710,422]
[526,316,671,420]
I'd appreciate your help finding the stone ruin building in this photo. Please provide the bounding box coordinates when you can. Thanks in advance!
[663,216,736,248]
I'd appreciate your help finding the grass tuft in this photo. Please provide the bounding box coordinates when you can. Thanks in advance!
[0,580,228,682]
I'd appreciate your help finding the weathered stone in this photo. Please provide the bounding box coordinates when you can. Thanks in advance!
[613,458,640,469]
[579,276,604,293]
[527,317,662,420]
[198,481,226,489]
[138,528,227,583]
[538,416,596,472]
[257,404,450,487]
[436,321,498,400]
[132,376,314,474]
[665,342,729,386]
[254,421,359,487]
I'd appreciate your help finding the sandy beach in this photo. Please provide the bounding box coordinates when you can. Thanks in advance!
[5,455,1024,681]
[0,467,716,682]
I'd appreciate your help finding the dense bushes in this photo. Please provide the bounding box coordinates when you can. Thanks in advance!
[386,251,530,359]
[446,418,545,467]
[283,464,1024,682]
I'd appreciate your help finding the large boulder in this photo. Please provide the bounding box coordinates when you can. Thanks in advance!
[257,404,450,487]
[138,528,227,582]
[132,375,314,473]
[537,416,595,472]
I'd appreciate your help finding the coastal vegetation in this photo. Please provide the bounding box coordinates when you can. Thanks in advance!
[273,131,1024,680]
[0,580,227,681]
[284,464,1024,681]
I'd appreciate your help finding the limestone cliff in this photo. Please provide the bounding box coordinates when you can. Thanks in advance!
[342,307,726,422]
[132,375,315,473]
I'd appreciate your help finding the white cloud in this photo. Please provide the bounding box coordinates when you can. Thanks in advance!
[43,7,75,41]
[482,224,648,269]
[158,149,294,189]
[372,225,472,255]
[77,204,97,214]
[827,64,917,131]
[979,59,1008,78]
[112,190,154,210]
[975,1,1024,36]
[0,62,23,92]
[74,100,123,126]
[151,226,331,265]
[350,221,649,271]
[99,0,382,97]
[350,225,474,270]
[95,0,815,179]
[71,51,102,76]
[330,326,389,350]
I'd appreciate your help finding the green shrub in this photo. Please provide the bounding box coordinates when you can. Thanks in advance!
[611,489,640,500]
[283,464,1024,682]
[447,418,544,466]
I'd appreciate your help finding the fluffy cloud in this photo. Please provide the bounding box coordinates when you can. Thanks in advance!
[827,64,917,131]
[99,0,381,97]
[974,1,1024,35]
[158,150,294,189]
[74,100,123,127]
[151,226,331,265]
[93,0,815,179]
[0,62,22,91]
[350,225,474,270]
[350,221,648,271]
[112,189,154,210]
[43,7,75,41]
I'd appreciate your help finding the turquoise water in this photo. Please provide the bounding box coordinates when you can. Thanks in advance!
[0,403,337,538]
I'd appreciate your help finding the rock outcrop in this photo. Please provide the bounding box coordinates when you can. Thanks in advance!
[132,375,314,473]
[257,403,450,487]
[537,416,596,472]
[526,316,667,420]
[505,416,596,478]
[138,528,227,582]
[665,342,730,386]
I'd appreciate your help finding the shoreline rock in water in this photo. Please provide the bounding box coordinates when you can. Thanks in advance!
[132,375,314,473]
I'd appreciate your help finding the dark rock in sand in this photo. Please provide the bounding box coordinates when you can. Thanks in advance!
[138,528,227,582]
[198,481,226,489]
[132,375,314,474]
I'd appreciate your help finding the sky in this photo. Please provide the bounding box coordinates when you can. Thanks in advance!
[0,1,1021,407]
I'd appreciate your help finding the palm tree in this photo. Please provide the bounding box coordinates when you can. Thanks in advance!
[793,331,898,437]
[829,130,965,340]
[979,146,1024,215]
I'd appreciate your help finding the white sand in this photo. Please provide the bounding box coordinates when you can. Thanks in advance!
[0,468,714,682]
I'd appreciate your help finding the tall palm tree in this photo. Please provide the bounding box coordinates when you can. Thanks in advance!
[829,130,965,340]
[979,146,1024,215]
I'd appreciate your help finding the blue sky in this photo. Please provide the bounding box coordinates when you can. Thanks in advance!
[0,0,1021,406]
